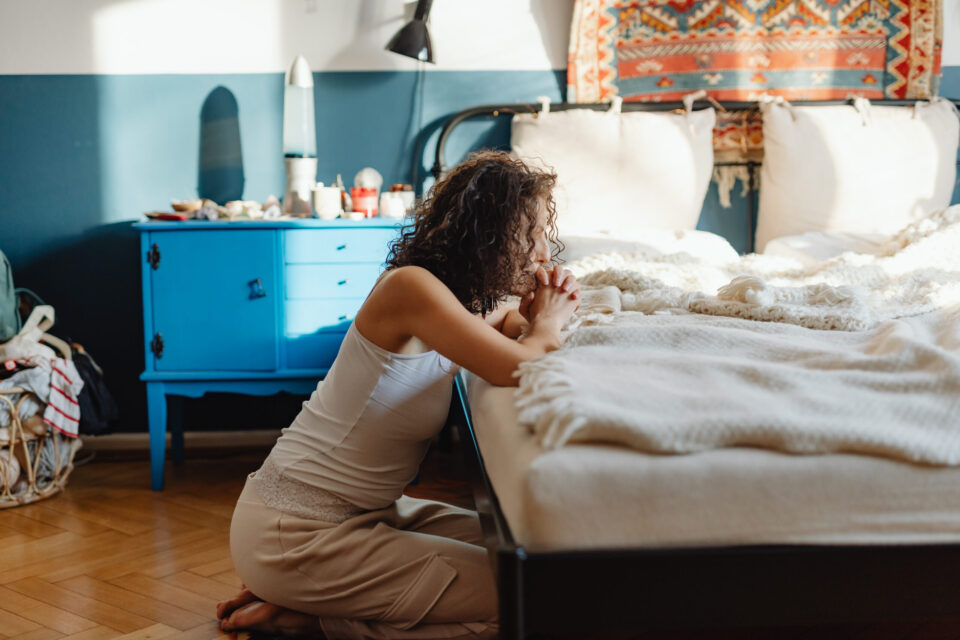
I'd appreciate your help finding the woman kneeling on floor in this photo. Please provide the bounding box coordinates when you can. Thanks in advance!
[217,150,580,639]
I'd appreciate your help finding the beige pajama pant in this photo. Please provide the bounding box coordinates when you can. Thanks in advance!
[230,476,499,640]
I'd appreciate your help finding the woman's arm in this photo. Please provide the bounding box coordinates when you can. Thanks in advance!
[500,308,528,339]
[355,266,578,387]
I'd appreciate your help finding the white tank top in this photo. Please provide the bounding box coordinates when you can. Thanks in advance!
[267,322,460,511]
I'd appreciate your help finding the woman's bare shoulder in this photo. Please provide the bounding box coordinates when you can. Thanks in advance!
[379,264,435,284]
[373,265,446,300]
[362,266,464,325]
[357,265,468,354]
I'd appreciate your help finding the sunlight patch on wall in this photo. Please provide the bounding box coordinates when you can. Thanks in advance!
[2,0,571,74]
[945,0,960,67]
[91,0,282,74]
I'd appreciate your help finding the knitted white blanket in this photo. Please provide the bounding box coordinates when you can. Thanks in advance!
[516,208,960,463]
[569,205,960,331]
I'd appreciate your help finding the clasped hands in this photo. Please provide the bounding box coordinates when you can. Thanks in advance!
[518,266,581,326]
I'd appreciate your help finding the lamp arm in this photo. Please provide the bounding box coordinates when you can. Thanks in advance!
[414,0,433,21]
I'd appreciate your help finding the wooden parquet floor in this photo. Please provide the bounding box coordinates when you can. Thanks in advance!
[0,451,267,640]
[3,447,960,640]
[0,445,474,640]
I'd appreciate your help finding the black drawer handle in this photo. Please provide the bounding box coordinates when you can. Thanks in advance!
[338,279,349,286]
[248,278,267,300]
[337,244,349,251]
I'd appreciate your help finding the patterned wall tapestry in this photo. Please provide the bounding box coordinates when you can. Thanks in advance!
[568,0,943,103]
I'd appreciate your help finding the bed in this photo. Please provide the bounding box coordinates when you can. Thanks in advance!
[434,98,960,638]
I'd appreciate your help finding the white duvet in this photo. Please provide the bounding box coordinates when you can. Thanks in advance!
[516,207,960,465]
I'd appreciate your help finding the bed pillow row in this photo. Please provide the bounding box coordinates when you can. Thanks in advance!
[511,106,716,236]
[756,99,959,251]
[510,99,959,250]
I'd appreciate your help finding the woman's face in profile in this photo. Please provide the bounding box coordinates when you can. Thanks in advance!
[517,201,551,295]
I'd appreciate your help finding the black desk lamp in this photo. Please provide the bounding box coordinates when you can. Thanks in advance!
[386,0,435,63]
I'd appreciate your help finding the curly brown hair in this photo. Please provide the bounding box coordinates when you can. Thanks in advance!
[386,150,561,315]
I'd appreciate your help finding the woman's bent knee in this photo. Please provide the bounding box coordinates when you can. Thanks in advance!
[229,477,289,605]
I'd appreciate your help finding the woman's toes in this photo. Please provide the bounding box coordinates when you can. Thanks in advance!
[222,601,276,631]
[221,600,324,637]
[217,588,259,620]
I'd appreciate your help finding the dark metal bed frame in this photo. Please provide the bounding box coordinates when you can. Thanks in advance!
[435,99,960,638]
[432,98,960,253]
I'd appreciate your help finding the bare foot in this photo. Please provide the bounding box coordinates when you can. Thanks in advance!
[220,600,325,638]
[217,587,260,621]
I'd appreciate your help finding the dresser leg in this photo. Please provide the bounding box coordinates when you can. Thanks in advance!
[146,382,167,491]
[169,396,185,465]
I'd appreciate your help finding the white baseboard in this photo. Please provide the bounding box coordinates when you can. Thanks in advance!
[82,429,281,451]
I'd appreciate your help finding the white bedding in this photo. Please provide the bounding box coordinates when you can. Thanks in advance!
[558,229,739,263]
[567,205,960,331]
[517,309,960,464]
[464,209,960,550]
[762,231,889,268]
[468,374,960,550]
[517,206,960,460]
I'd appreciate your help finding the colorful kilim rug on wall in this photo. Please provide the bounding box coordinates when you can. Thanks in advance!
[568,0,943,103]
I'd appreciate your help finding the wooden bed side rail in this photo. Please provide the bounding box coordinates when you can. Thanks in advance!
[446,375,960,637]
[449,374,517,558]
[500,542,960,636]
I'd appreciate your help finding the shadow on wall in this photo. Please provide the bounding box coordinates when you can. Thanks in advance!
[0,76,104,269]
[199,86,245,204]
[0,75,149,433]
[0,76,273,435]
[14,224,144,432]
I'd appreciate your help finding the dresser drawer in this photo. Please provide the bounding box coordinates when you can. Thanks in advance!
[284,299,363,335]
[285,263,382,299]
[284,228,398,264]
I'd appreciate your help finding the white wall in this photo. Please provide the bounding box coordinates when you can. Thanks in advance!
[945,0,960,66]
[0,0,574,74]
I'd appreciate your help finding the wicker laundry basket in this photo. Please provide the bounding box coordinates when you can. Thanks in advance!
[0,333,81,508]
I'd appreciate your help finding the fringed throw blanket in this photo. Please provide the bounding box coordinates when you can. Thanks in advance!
[516,208,960,464]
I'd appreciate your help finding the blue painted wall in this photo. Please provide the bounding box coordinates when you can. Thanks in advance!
[2,67,959,432]
[941,67,960,101]
[0,70,566,433]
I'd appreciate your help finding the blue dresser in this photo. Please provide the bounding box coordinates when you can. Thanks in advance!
[136,219,403,489]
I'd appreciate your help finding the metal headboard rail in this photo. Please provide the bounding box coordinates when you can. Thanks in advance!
[432,98,960,254]
[433,100,740,180]
[432,98,960,180]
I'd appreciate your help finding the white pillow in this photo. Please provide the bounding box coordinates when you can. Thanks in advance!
[756,99,959,251]
[511,107,716,236]
[762,231,889,268]
[559,229,739,263]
